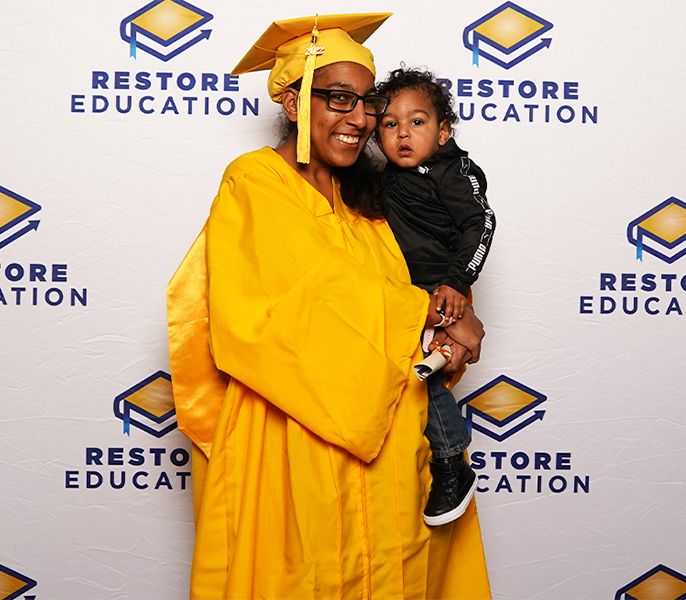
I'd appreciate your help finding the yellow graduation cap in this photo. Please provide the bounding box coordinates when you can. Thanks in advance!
[231,13,392,164]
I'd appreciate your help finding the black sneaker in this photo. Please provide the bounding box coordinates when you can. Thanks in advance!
[423,454,477,527]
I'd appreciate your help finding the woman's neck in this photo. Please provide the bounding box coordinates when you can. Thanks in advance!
[275,137,334,206]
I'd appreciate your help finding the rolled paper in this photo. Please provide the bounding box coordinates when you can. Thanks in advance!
[413,345,452,381]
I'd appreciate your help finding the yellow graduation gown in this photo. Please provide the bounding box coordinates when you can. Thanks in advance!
[167,147,491,599]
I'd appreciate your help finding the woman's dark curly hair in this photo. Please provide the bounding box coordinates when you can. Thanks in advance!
[335,150,385,219]
[376,66,458,130]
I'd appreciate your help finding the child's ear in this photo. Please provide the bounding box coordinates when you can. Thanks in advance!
[281,87,299,122]
[438,120,451,145]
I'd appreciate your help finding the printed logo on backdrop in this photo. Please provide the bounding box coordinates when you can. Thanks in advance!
[64,370,190,492]
[627,197,686,264]
[614,564,686,600]
[580,196,685,317]
[0,186,41,251]
[459,375,590,496]
[0,186,88,309]
[0,563,37,600]
[437,2,599,125]
[463,2,552,69]
[458,374,546,441]
[114,370,177,437]
[121,0,213,61]
[70,1,258,117]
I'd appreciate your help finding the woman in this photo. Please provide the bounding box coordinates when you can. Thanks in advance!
[167,13,490,599]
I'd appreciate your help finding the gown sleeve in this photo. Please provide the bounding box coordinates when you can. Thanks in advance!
[206,164,429,463]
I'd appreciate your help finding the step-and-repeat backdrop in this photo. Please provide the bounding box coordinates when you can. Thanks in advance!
[2,1,684,599]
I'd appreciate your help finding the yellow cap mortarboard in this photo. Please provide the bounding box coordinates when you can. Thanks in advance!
[232,13,392,164]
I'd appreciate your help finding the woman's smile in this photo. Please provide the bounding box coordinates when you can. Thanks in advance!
[333,133,362,145]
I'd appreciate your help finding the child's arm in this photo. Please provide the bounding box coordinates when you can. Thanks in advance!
[432,284,468,321]
[435,156,496,297]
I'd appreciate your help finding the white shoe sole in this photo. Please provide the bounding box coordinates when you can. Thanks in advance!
[423,476,478,527]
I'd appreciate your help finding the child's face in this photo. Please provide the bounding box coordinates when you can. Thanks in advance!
[377,88,451,169]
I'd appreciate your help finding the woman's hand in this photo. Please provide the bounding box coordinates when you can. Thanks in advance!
[424,292,445,328]
[442,304,484,364]
[429,330,472,374]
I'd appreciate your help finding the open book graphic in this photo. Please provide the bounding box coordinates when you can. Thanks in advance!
[120,0,213,62]
[463,2,552,69]
[627,197,686,264]
[457,375,546,442]
[114,371,178,437]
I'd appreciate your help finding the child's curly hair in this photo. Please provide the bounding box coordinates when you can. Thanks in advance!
[376,66,458,130]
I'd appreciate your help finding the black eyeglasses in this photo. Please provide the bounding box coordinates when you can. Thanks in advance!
[309,88,389,117]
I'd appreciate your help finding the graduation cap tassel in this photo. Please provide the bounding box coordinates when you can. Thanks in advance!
[296,20,322,164]
[123,411,131,435]
[472,39,480,66]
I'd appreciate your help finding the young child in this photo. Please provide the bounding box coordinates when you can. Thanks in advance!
[376,67,496,526]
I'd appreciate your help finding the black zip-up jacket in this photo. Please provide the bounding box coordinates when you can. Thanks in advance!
[383,138,496,297]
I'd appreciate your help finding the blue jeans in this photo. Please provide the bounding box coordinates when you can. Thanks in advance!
[425,368,471,460]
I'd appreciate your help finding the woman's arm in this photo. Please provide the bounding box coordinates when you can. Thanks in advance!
[206,165,429,462]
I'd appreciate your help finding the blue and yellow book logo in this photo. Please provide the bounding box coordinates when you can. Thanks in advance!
[457,375,546,442]
[120,0,213,61]
[463,2,553,69]
[615,564,686,600]
[0,186,41,251]
[0,563,36,600]
[113,371,177,437]
[627,197,686,264]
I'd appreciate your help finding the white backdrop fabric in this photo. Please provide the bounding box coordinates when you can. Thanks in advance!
[1,1,684,599]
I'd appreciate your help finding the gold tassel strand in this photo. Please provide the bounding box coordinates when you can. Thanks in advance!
[297,20,324,164]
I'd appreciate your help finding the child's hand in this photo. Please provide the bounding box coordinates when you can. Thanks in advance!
[432,285,468,322]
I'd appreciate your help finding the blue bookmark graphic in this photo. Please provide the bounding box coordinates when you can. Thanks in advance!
[130,30,137,58]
